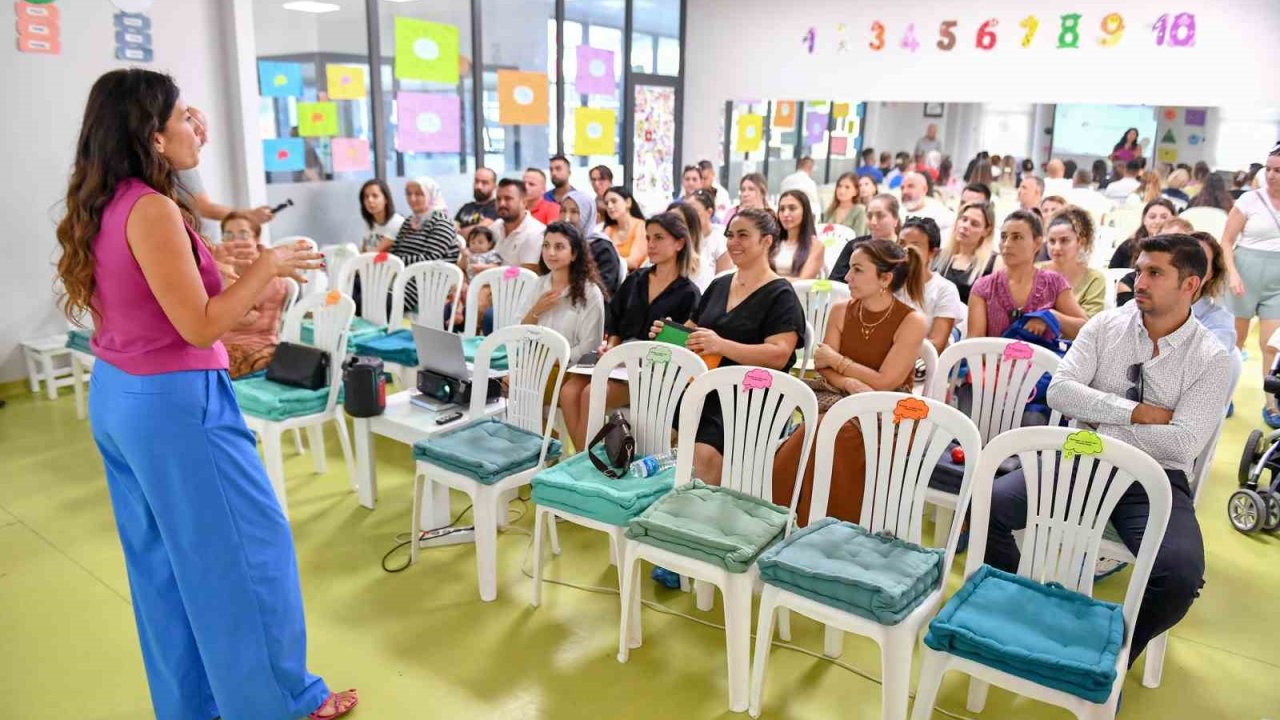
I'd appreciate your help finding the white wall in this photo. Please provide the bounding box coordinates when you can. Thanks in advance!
[683,0,1280,169]
[0,0,242,384]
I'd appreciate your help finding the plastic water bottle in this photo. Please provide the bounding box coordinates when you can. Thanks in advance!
[630,451,677,478]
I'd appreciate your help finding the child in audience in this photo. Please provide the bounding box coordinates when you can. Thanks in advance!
[220,212,290,378]
[464,226,501,280]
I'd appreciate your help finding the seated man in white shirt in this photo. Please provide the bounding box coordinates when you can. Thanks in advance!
[779,156,822,219]
[1104,159,1144,202]
[899,171,954,235]
[983,233,1232,666]
[1043,158,1074,197]
[488,178,546,272]
[1017,173,1044,211]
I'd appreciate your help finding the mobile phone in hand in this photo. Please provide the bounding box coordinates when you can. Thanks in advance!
[654,322,694,348]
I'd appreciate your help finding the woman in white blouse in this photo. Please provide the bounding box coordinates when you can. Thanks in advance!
[1223,144,1280,426]
[358,179,404,252]
[523,220,606,361]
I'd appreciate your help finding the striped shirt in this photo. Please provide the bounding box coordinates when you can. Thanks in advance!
[390,210,460,308]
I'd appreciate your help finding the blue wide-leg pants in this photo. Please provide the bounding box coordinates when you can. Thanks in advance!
[89,360,329,720]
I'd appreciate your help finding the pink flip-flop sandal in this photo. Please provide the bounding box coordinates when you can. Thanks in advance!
[308,689,358,719]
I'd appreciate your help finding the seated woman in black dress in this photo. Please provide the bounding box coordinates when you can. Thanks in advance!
[558,210,701,450]
[650,207,806,482]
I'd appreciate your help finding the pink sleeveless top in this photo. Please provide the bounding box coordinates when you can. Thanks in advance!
[90,177,229,374]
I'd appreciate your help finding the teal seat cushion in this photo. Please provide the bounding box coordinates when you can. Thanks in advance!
[233,375,337,421]
[531,447,675,526]
[924,564,1124,704]
[413,418,560,485]
[350,329,510,370]
[625,480,789,573]
[757,518,944,625]
[301,316,386,352]
[66,329,94,355]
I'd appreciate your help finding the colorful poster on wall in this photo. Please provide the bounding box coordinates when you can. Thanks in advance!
[832,102,850,119]
[574,107,616,156]
[1184,108,1206,127]
[497,70,549,125]
[575,45,615,96]
[394,17,459,84]
[805,110,829,145]
[1157,146,1178,163]
[112,11,152,62]
[735,113,764,153]
[15,1,61,55]
[259,61,303,98]
[772,101,797,129]
[396,92,460,153]
[298,102,339,137]
[263,138,306,173]
[1160,128,1177,144]
[331,138,371,173]
[326,65,366,100]
[830,136,849,156]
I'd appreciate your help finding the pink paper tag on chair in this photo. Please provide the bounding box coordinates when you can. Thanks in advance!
[893,396,929,424]
[742,368,773,392]
[503,266,520,281]
[374,251,389,264]
[1002,341,1034,361]
[325,290,341,306]
[1062,430,1104,459]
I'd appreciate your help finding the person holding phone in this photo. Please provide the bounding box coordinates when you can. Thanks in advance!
[54,70,356,720]
[650,208,805,482]
[558,211,700,450]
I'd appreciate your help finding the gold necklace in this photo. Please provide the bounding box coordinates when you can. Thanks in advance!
[857,296,894,340]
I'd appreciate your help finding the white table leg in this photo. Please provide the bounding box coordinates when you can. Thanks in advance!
[22,347,40,394]
[41,353,57,400]
[352,417,377,509]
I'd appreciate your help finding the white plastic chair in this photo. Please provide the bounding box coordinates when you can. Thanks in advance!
[617,366,819,713]
[1095,351,1239,688]
[241,291,357,518]
[410,325,571,602]
[384,261,465,386]
[750,392,982,720]
[321,242,360,291]
[280,277,300,330]
[792,280,851,377]
[338,252,404,326]
[1178,207,1229,238]
[816,223,857,277]
[1102,206,1142,242]
[910,426,1173,720]
[275,236,327,295]
[530,342,708,607]
[915,338,939,396]
[463,266,538,337]
[924,338,1063,546]
[1102,268,1131,310]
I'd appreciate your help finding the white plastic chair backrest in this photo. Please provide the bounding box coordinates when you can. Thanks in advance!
[917,338,939,391]
[798,320,816,372]
[322,242,359,289]
[275,236,326,294]
[1179,207,1229,238]
[1103,206,1143,239]
[468,325,570,464]
[927,338,1063,443]
[279,277,300,333]
[390,260,463,330]
[964,426,1172,650]
[675,366,820,504]
[338,252,404,325]
[1189,349,1241,507]
[1102,267,1130,310]
[792,279,850,351]
[464,266,538,337]
[584,342,707,458]
[815,223,857,276]
[280,291,355,413]
[809,392,982,571]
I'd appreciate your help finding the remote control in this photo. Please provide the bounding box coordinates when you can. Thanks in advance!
[435,411,463,425]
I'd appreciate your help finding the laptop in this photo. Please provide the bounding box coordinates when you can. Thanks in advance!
[412,324,473,381]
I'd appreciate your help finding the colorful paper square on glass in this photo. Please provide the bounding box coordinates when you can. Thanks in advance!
[1157,146,1178,163]
[394,17,459,84]
[396,92,460,153]
[331,137,371,173]
[574,107,616,156]
[575,45,615,96]
[258,61,302,98]
[805,111,829,145]
[298,102,339,137]
[1184,108,1207,127]
[830,136,849,156]
[497,70,549,126]
[735,114,764,153]
[263,138,305,173]
[326,65,366,100]
[772,101,797,129]
[832,102,850,119]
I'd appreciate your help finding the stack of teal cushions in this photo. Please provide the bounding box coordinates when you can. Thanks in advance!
[413,418,560,485]
[351,329,510,370]
[234,375,338,421]
[923,564,1125,703]
[756,518,945,625]
[301,316,386,352]
[531,447,675,526]
[65,329,94,355]
[626,480,789,572]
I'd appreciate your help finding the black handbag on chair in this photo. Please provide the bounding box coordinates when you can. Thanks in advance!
[587,410,636,479]
[266,341,330,390]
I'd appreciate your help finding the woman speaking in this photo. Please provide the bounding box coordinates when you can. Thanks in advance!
[55,69,356,720]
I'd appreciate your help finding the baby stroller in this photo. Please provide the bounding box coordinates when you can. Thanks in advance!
[1231,355,1280,533]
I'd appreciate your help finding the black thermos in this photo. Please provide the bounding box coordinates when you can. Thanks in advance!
[342,356,385,417]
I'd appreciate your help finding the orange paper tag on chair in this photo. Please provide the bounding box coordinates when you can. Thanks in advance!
[325,290,341,306]
[374,251,389,264]
[893,396,929,424]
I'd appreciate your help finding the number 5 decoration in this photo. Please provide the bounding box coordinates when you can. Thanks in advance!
[936,20,957,51]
